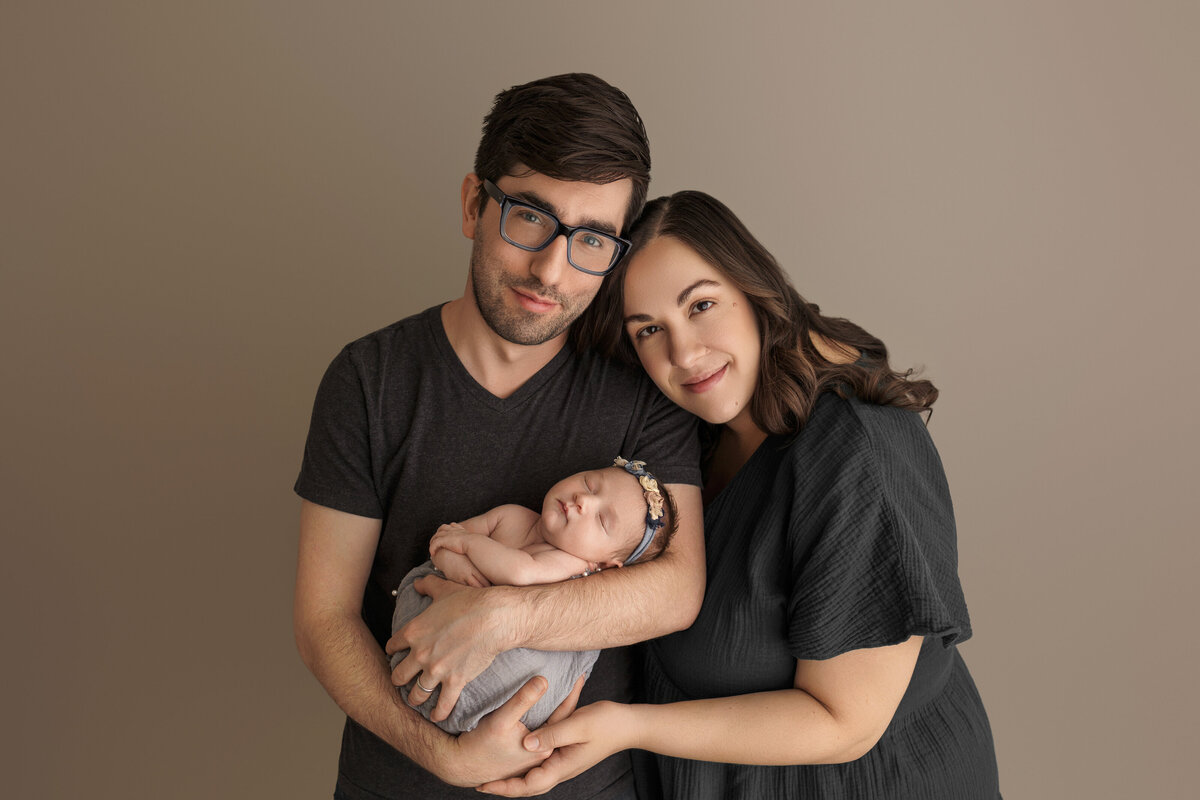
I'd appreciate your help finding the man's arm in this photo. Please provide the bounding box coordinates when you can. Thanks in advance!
[293,500,553,786]
[390,483,705,720]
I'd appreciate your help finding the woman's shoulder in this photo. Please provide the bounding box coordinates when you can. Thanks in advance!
[801,392,940,459]
[783,392,949,504]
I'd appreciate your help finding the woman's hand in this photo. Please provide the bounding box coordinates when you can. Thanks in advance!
[477,701,636,797]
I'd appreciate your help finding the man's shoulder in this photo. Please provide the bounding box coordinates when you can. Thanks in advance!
[560,346,655,394]
[320,306,450,389]
[339,304,442,361]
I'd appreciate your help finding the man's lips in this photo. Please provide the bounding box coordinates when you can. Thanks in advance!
[682,365,727,393]
[512,287,558,313]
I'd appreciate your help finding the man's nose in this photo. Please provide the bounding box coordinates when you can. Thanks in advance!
[529,234,571,287]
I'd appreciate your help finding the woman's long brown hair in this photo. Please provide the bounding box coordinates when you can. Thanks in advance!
[572,190,938,436]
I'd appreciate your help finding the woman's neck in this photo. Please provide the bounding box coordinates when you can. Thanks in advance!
[702,421,768,506]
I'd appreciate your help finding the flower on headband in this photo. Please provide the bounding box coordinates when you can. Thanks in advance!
[639,475,665,521]
[615,456,665,524]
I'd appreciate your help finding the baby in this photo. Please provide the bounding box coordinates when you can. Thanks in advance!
[389,457,677,734]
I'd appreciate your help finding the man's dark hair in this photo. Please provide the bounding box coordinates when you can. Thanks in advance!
[474,73,650,230]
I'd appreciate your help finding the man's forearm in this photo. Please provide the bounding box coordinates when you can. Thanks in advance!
[295,608,448,776]
[504,549,700,652]
[496,483,706,653]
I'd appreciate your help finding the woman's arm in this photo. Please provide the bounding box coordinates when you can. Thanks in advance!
[478,636,924,797]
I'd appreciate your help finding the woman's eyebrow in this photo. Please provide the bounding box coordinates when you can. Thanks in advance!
[624,278,722,325]
[676,279,720,306]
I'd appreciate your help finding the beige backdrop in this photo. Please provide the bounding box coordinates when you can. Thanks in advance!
[4,2,1197,797]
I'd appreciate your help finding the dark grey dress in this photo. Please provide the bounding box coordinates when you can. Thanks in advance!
[641,393,1000,799]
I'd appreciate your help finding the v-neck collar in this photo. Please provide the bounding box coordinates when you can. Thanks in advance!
[703,433,780,519]
[426,304,573,413]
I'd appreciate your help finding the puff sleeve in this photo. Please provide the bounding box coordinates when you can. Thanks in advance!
[785,400,970,661]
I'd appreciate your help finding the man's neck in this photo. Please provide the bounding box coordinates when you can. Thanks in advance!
[440,296,568,400]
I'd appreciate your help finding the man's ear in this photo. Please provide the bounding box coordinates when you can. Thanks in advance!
[461,173,482,239]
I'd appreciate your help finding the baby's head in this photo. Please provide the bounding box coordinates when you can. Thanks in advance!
[539,457,678,569]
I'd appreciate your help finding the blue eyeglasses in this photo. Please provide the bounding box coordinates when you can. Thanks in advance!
[483,179,630,275]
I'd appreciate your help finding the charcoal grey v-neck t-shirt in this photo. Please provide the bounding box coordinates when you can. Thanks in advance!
[296,305,701,800]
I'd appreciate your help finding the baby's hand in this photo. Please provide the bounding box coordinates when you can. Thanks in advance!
[430,523,469,557]
[433,549,492,588]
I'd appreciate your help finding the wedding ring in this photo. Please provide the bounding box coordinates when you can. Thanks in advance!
[415,674,438,694]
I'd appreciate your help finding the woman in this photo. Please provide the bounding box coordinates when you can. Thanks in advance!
[483,191,1000,799]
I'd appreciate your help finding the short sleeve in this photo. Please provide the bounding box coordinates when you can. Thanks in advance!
[785,402,970,660]
[625,379,702,488]
[294,345,384,519]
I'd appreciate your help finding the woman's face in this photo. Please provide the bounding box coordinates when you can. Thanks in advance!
[622,235,762,432]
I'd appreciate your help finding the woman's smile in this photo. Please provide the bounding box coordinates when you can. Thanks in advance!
[623,235,761,431]
[680,364,728,393]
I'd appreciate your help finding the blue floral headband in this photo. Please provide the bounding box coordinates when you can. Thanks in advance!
[614,456,666,565]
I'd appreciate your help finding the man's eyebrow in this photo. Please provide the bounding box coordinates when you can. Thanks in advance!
[510,190,619,236]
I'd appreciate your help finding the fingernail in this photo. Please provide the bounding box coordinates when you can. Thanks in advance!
[524,734,539,750]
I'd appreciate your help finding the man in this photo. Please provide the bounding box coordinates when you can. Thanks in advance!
[294,73,705,800]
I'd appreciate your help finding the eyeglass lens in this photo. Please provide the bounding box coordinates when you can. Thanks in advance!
[501,204,619,272]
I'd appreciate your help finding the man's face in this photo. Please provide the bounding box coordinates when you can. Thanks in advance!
[463,170,633,346]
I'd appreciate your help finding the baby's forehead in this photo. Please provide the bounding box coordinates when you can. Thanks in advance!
[596,465,638,491]
[596,466,647,509]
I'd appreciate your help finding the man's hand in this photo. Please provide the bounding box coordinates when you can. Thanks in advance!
[444,673,587,788]
[387,574,523,721]
[436,676,551,787]
[477,700,631,797]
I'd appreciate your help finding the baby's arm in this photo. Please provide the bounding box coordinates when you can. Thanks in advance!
[431,545,492,588]
[429,506,589,586]
[439,536,590,586]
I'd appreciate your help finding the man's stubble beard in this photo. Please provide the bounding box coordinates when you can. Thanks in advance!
[468,237,594,346]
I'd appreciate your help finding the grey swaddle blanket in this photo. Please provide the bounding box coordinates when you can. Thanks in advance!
[389,561,598,734]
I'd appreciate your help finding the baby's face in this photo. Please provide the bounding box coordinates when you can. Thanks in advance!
[540,466,646,567]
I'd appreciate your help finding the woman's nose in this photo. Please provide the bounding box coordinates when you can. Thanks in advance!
[669,328,706,368]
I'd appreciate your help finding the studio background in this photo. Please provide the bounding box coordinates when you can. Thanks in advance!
[4,2,1196,797]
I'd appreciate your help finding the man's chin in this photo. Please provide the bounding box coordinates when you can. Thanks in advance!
[484,307,578,346]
